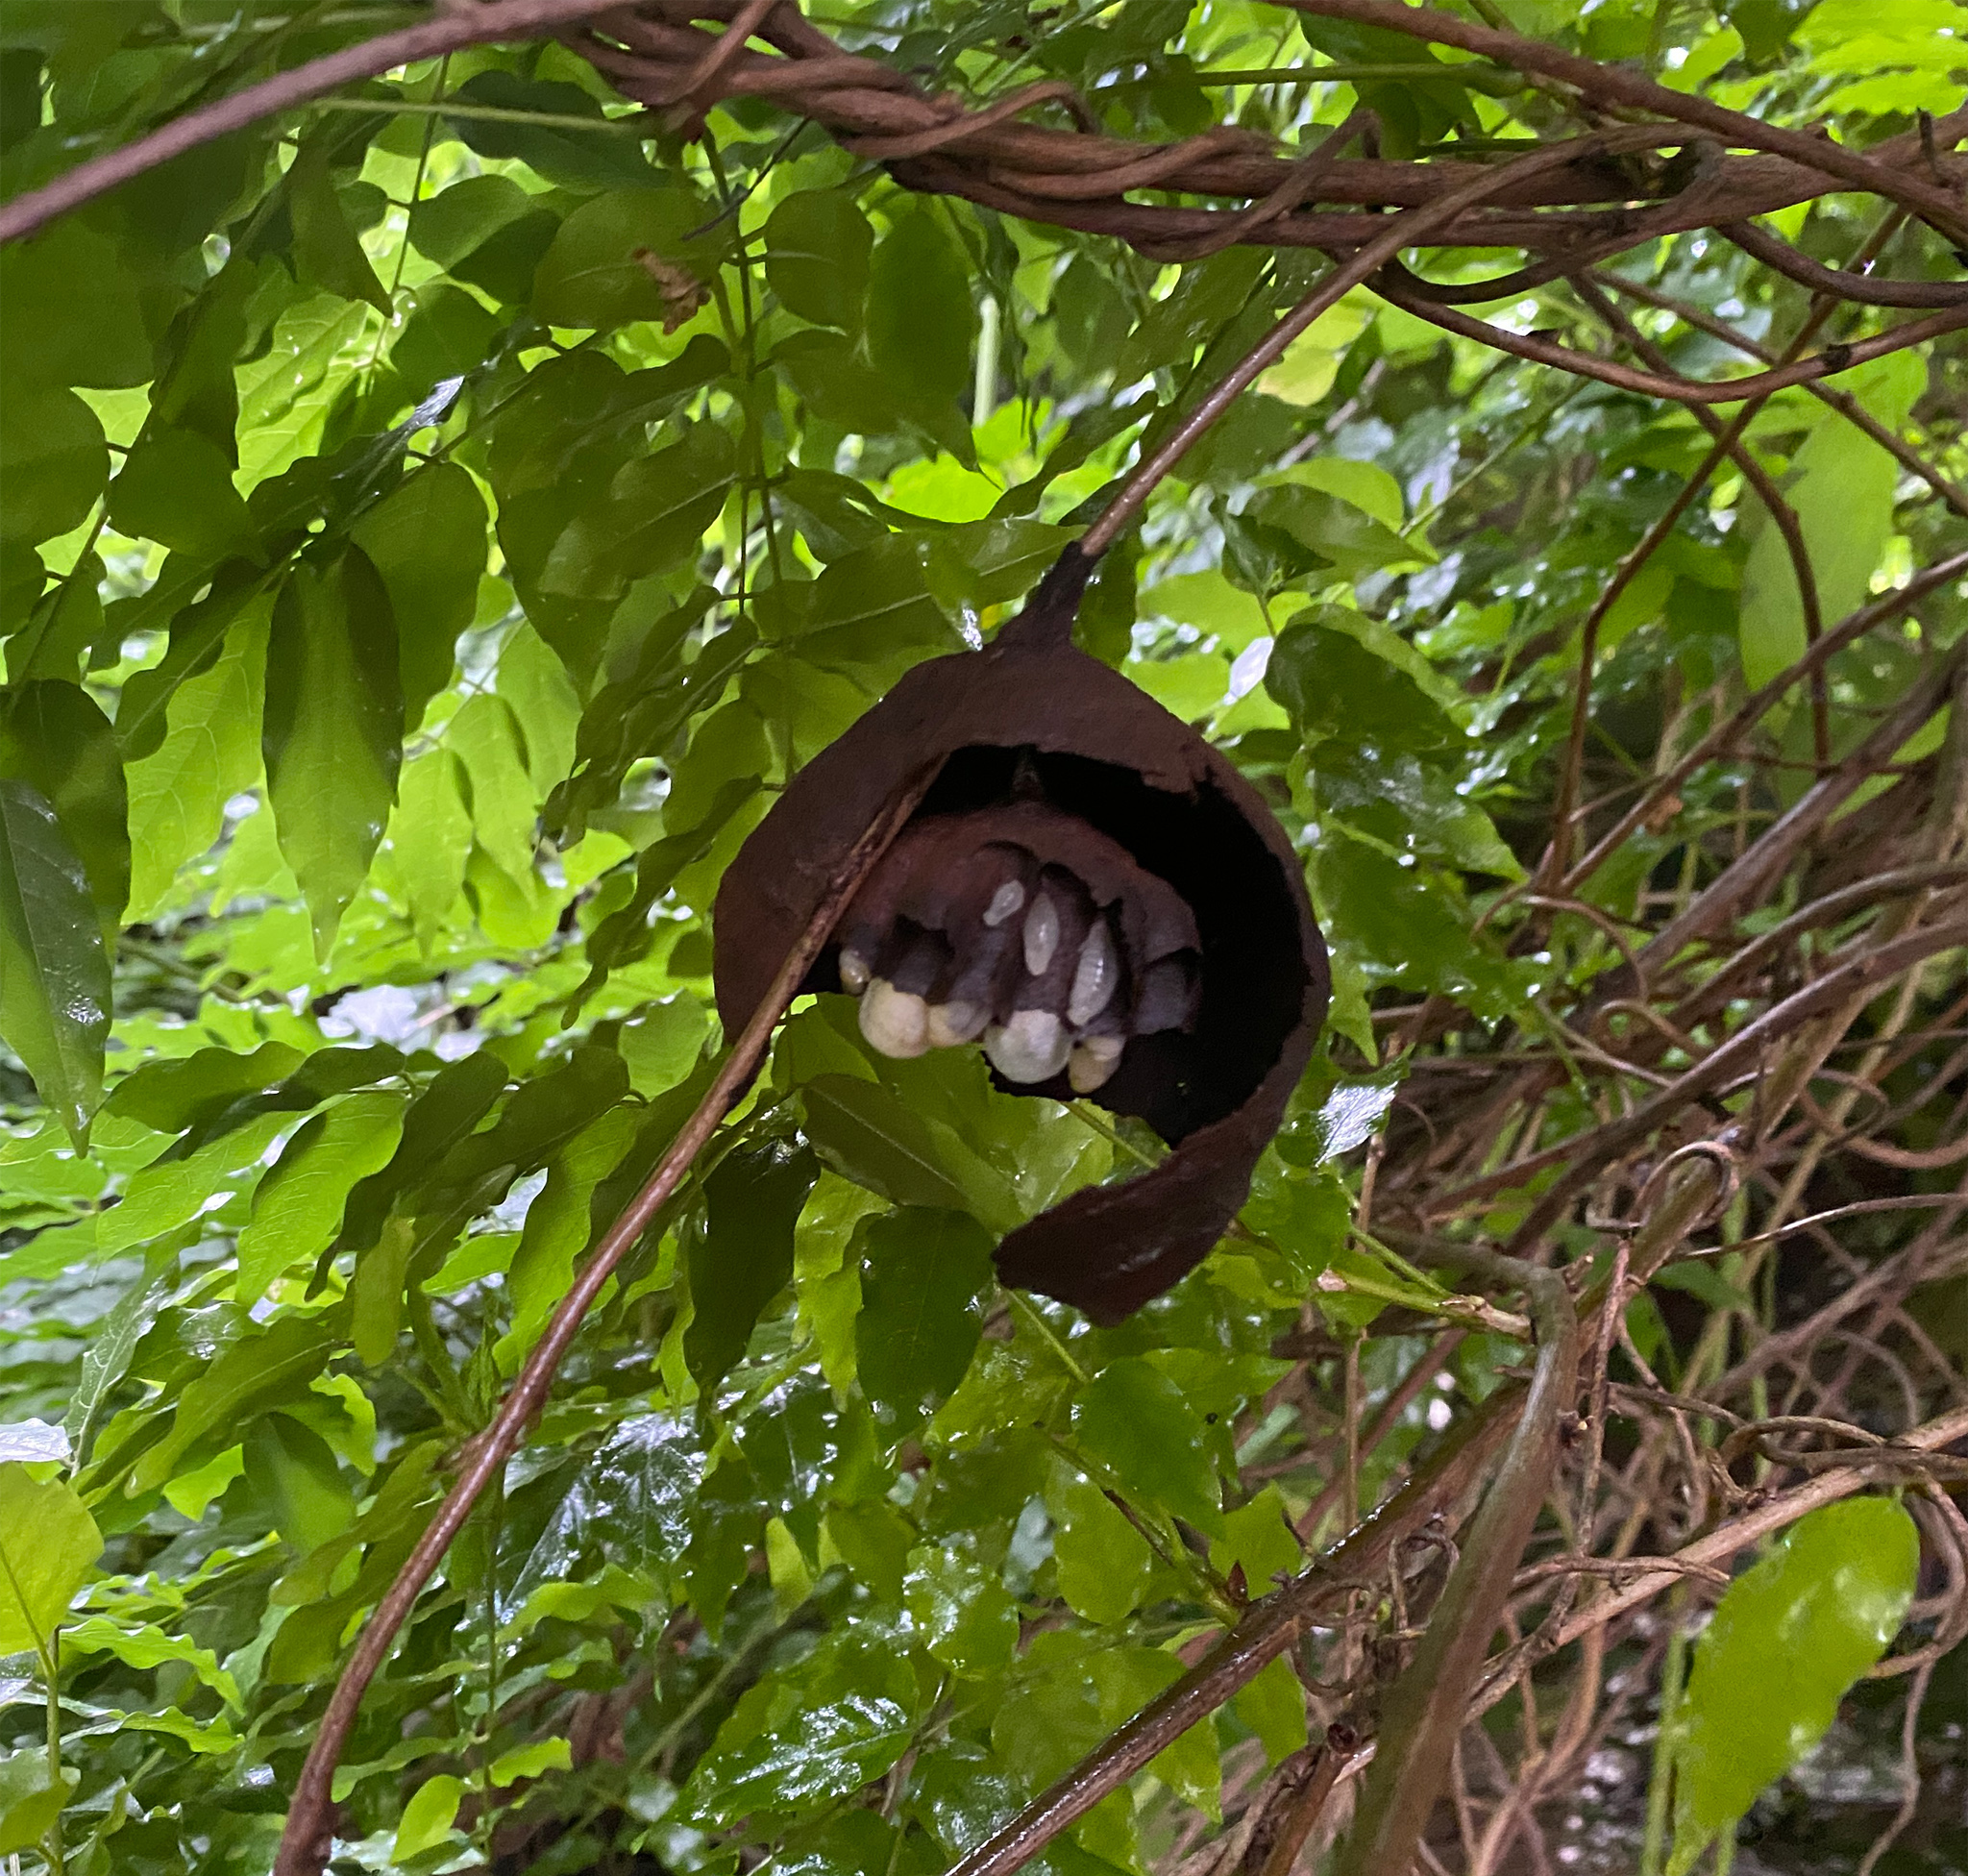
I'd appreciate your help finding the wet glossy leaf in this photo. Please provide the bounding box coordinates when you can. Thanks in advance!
[853,1207,996,1428]
[0,778,111,1142]
[1047,1460,1153,1624]
[687,1141,820,1395]
[905,1538,1018,1674]
[1667,1497,1920,1874]
[0,680,129,943]
[685,1691,914,1825]
[1071,1357,1222,1534]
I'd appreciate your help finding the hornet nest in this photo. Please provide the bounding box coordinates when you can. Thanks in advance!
[714,546,1329,1323]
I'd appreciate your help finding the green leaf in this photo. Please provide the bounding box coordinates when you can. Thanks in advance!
[63,1614,241,1708]
[389,279,503,398]
[686,1141,819,1395]
[0,1466,101,1654]
[776,329,905,437]
[286,130,392,312]
[1072,1358,1222,1534]
[489,1738,573,1787]
[393,1773,464,1861]
[1046,1460,1153,1624]
[1737,353,1922,687]
[124,596,268,917]
[63,1244,177,1468]
[96,1107,291,1256]
[0,218,153,389]
[799,536,958,678]
[0,385,106,545]
[532,184,715,331]
[0,778,111,1142]
[448,71,659,192]
[236,1091,406,1304]
[1667,1496,1920,1874]
[106,1039,303,1133]
[853,1207,996,1428]
[409,171,538,270]
[385,750,473,945]
[126,1315,335,1495]
[764,190,873,331]
[107,429,259,560]
[242,1413,356,1553]
[501,1103,641,1364]
[0,680,130,943]
[1211,1484,1302,1592]
[548,423,738,599]
[337,1051,509,1258]
[1234,1653,1310,1766]
[0,1750,76,1857]
[572,775,758,1006]
[925,517,1076,611]
[867,204,976,412]
[1092,1646,1221,1820]
[1230,484,1425,591]
[801,1074,976,1217]
[685,1692,913,1827]
[262,548,404,954]
[905,1538,1018,1675]
[349,461,487,731]
[6,553,102,685]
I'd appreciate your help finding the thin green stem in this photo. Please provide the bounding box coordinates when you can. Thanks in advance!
[363,53,450,378]
[1639,1595,1688,1876]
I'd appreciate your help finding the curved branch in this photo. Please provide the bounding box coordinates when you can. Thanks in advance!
[1082,124,1675,554]
[1593,270,1968,523]
[1366,287,1968,404]
[0,0,648,246]
[1280,0,1968,244]
[1572,274,1829,758]
[1439,911,1968,1222]
[1559,559,1968,897]
[1721,218,1968,308]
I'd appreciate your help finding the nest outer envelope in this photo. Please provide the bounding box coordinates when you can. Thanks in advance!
[713,547,1330,1324]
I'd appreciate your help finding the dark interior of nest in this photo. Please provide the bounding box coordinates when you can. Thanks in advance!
[815,744,1311,1148]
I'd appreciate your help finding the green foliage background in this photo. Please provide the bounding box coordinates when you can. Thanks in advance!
[0,1,1962,1872]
